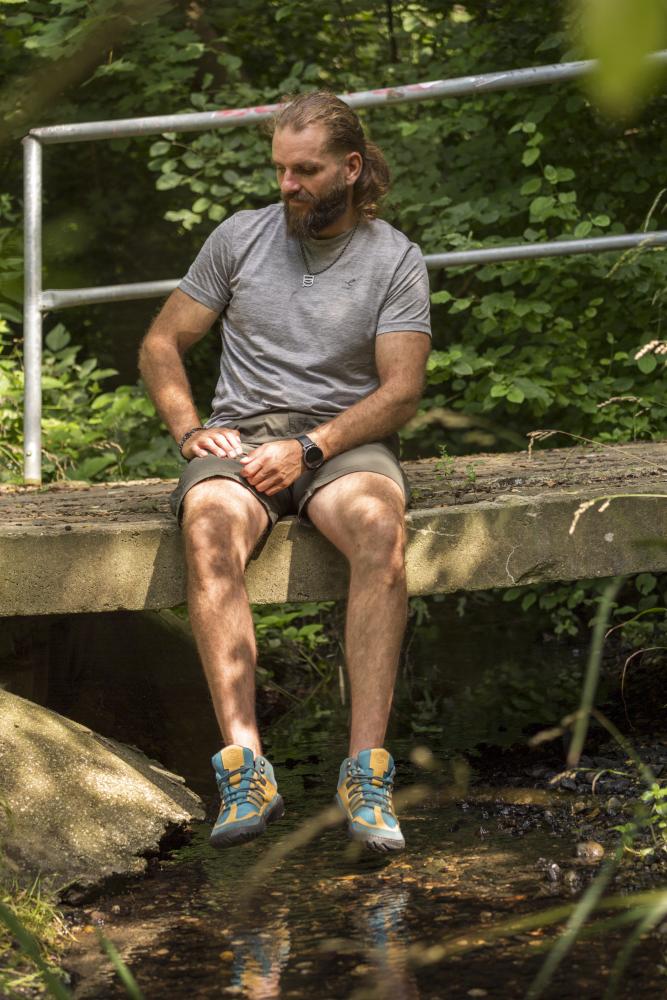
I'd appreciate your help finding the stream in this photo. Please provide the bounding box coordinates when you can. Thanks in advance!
[11,595,667,998]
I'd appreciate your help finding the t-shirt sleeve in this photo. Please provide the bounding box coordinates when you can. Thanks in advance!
[376,244,431,337]
[178,216,235,313]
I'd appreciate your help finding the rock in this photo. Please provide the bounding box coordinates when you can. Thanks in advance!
[576,841,605,863]
[545,862,562,883]
[563,869,581,889]
[0,689,204,896]
[606,797,622,814]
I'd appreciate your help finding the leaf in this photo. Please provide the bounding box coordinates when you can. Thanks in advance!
[182,152,205,170]
[637,354,658,374]
[156,173,183,191]
[574,221,593,238]
[521,177,541,195]
[449,297,473,313]
[430,290,453,304]
[578,0,667,116]
[506,386,525,403]
[635,573,657,595]
[149,141,170,157]
[69,454,118,480]
[522,148,540,167]
[45,325,70,351]
[192,197,211,212]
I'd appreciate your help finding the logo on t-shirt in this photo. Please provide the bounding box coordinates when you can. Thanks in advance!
[343,278,357,288]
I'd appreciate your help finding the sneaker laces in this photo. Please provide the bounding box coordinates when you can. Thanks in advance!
[346,766,394,813]
[219,765,266,809]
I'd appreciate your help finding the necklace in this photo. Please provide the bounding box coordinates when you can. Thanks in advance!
[298,220,359,287]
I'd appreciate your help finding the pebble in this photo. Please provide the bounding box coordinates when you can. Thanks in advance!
[576,841,605,863]
[606,796,622,814]
[545,862,562,882]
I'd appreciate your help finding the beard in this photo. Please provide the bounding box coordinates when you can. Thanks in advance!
[282,176,349,238]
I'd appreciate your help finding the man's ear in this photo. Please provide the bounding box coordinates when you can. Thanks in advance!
[345,150,363,185]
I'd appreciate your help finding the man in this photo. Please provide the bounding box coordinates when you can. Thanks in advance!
[139,90,431,852]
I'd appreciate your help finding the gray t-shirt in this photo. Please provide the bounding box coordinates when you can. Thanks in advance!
[179,202,431,426]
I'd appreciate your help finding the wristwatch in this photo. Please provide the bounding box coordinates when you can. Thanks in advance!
[296,434,325,470]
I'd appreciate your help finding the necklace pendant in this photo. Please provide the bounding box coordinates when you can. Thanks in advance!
[302,274,314,287]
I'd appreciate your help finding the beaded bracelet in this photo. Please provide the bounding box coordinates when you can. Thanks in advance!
[178,426,204,457]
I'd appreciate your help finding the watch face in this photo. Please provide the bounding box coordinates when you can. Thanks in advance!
[305,445,324,468]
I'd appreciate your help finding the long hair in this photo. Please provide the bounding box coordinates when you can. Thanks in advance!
[268,90,391,220]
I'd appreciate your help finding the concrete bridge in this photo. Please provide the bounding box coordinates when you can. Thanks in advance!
[2,441,667,617]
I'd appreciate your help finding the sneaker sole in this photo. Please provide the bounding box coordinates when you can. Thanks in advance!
[335,797,405,853]
[210,794,285,850]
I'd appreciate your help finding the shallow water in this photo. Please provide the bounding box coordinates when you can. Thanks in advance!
[3,597,663,997]
[63,731,665,999]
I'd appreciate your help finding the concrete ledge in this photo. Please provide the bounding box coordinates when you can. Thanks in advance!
[2,442,667,615]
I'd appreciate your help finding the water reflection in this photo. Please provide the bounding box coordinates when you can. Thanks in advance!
[228,908,290,1000]
[357,888,420,1000]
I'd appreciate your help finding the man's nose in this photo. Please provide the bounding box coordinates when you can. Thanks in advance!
[280,170,301,195]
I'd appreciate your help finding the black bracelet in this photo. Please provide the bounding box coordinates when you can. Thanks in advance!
[178,426,204,457]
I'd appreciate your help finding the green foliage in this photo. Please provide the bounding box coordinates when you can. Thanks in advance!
[0,324,180,483]
[1,1,666,459]
[408,657,587,743]
[253,601,335,660]
[571,0,667,117]
[0,877,71,998]
[503,574,667,640]
[640,782,667,845]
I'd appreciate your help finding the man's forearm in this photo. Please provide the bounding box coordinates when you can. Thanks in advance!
[138,339,201,443]
[308,385,419,460]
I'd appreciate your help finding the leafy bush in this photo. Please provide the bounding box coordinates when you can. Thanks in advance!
[0,323,180,484]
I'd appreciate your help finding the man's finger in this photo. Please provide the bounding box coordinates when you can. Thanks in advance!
[196,435,229,458]
[210,430,243,457]
[253,475,282,493]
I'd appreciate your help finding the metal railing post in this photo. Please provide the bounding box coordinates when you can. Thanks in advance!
[22,136,43,485]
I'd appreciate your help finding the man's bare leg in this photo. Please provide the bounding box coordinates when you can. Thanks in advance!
[182,477,270,756]
[304,472,407,756]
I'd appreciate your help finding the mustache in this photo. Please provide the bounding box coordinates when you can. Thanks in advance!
[283,192,315,205]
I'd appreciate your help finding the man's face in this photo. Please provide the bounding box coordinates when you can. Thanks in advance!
[272,124,352,238]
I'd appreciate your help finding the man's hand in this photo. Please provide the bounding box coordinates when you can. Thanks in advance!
[239,439,304,495]
[181,427,244,460]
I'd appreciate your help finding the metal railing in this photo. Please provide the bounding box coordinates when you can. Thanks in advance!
[23,53,667,483]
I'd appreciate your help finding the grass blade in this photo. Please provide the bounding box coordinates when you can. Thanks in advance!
[567,575,623,767]
[97,932,146,1000]
[0,900,72,1000]
[525,848,621,999]
[603,896,667,999]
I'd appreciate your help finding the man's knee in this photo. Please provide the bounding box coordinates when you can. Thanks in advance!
[333,492,406,581]
[182,477,269,572]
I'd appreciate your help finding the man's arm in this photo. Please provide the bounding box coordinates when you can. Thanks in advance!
[308,330,431,459]
[138,288,244,459]
[238,330,431,495]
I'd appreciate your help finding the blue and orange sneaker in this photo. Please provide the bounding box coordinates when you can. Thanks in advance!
[336,748,405,852]
[210,745,284,849]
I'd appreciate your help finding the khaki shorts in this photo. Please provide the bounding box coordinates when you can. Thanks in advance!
[169,411,411,529]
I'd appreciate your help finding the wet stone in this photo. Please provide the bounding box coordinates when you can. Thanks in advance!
[575,841,605,864]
